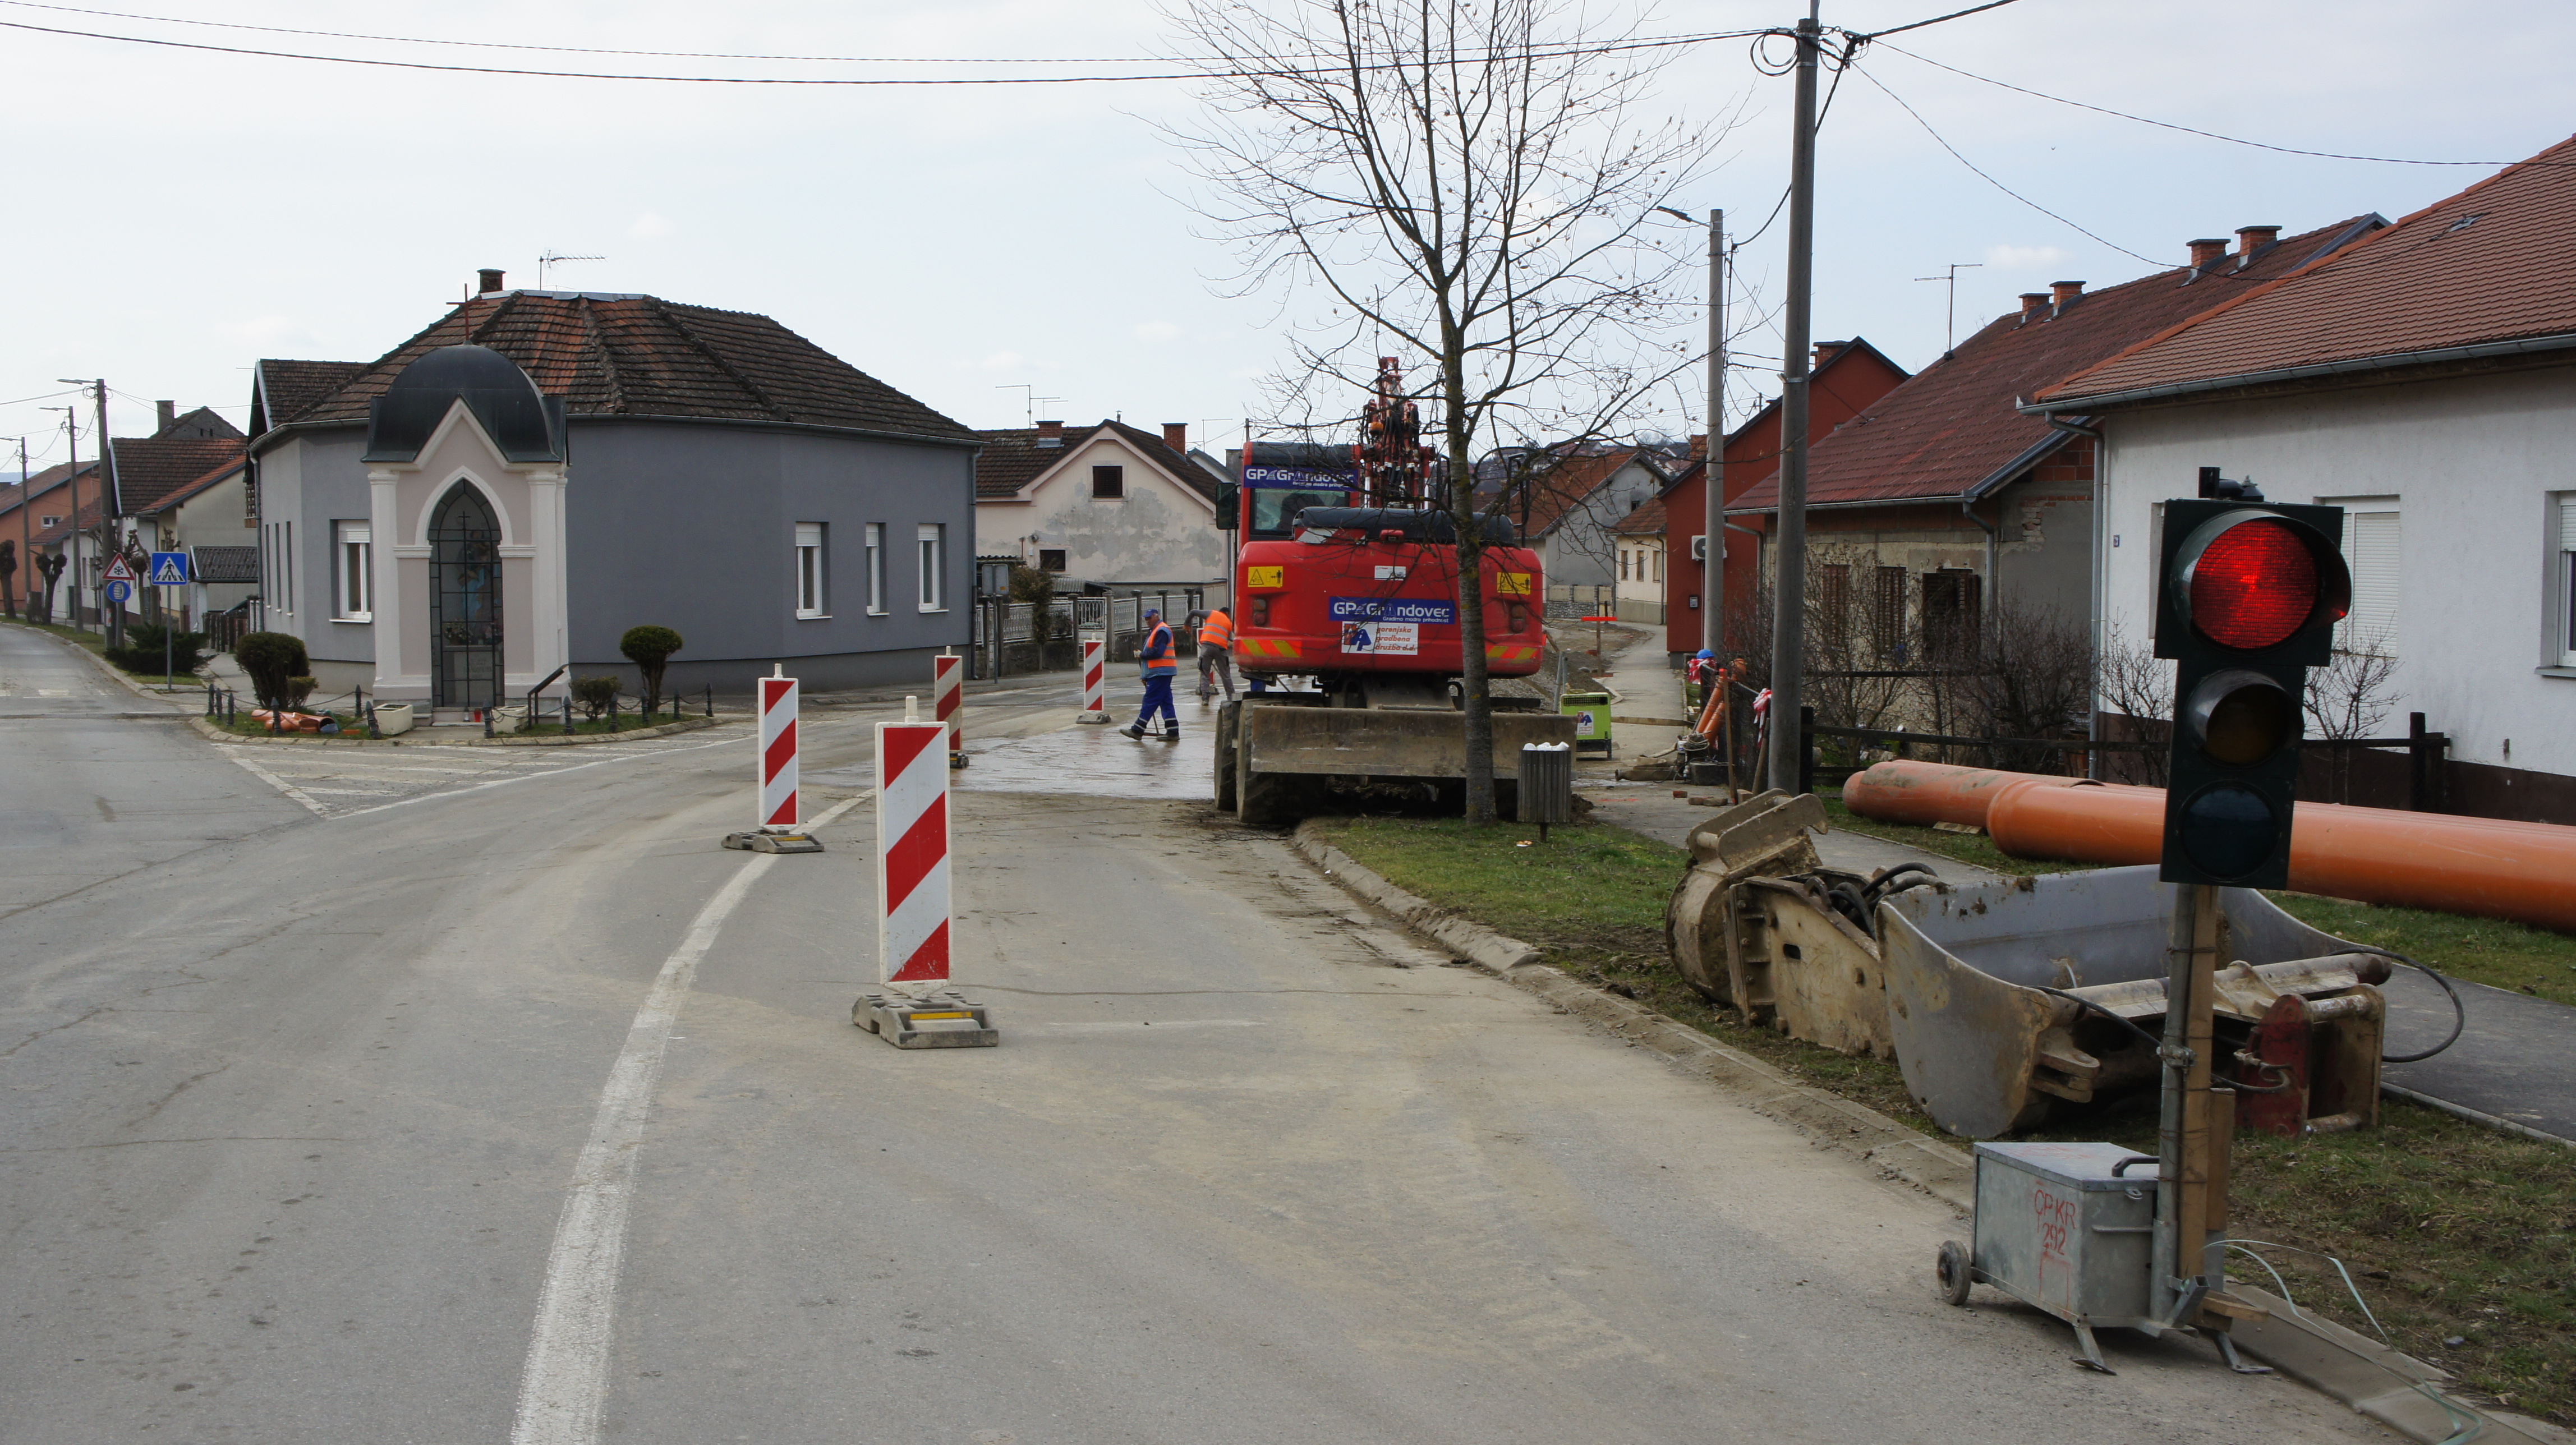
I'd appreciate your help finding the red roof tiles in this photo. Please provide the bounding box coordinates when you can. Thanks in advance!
[974,420,1219,503]
[1731,215,2382,512]
[2040,135,2576,407]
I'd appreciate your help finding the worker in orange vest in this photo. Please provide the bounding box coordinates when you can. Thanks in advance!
[1121,609,1182,740]
[1195,606,1236,702]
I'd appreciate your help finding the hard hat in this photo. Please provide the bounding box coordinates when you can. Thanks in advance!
[1696,648,1715,659]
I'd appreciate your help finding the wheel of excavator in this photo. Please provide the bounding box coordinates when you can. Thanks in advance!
[1936,1239,1975,1307]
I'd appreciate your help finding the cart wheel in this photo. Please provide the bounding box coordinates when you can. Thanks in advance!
[1936,1240,1974,1307]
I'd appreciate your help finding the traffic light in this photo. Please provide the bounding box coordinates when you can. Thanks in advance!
[2152,495,2351,888]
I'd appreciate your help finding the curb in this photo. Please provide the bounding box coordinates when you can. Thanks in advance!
[1282,817,2567,1445]
[1287,820,1977,1212]
[183,712,734,748]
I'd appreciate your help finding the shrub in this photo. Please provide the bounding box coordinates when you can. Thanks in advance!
[285,676,318,708]
[619,625,684,714]
[234,632,309,708]
[104,621,209,675]
[573,674,620,721]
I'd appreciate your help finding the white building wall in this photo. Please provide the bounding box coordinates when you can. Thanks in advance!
[974,435,1223,585]
[2096,366,2576,779]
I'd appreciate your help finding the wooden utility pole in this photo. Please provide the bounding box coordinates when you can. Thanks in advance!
[1768,3,1821,794]
[1703,210,1726,660]
[90,379,122,648]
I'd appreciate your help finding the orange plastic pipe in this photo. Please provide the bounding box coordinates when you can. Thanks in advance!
[1839,759,2145,829]
[1980,776,2576,933]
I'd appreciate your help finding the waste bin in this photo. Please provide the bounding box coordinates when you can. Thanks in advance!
[1516,742,1572,839]
[1559,690,1612,758]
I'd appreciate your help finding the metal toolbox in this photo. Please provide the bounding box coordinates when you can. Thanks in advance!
[1950,1141,2161,1369]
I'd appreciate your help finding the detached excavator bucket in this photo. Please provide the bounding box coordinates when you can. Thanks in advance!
[1877,867,2389,1139]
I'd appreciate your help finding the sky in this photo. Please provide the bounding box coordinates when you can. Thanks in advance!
[2,0,2570,478]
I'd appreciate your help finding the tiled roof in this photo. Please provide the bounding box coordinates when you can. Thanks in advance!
[1731,216,2382,512]
[1512,447,1650,537]
[270,292,975,445]
[973,420,1220,503]
[255,360,369,431]
[112,436,248,515]
[1614,491,1665,536]
[190,545,259,583]
[1,463,89,526]
[149,454,247,514]
[33,493,104,547]
[2040,136,2576,407]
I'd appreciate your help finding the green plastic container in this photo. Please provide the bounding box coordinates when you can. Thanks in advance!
[1560,690,1612,756]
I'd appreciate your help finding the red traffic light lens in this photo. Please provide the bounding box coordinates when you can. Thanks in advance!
[2191,521,2320,649]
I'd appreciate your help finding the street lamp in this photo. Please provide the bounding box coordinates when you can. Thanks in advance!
[1651,206,1726,661]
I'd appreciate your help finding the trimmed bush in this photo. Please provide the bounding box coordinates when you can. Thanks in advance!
[104,620,208,675]
[285,676,318,708]
[573,674,620,721]
[234,632,309,708]
[619,625,685,714]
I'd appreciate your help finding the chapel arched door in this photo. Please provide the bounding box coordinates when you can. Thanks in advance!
[429,485,504,710]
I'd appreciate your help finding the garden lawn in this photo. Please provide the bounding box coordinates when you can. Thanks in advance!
[1309,809,2576,1427]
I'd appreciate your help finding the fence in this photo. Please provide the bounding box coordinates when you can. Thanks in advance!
[972,587,1206,679]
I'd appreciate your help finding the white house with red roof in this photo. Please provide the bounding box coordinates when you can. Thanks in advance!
[971,418,1229,595]
[2030,135,2576,823]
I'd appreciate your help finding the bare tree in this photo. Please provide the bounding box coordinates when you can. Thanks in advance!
[1951,604,2094,775]
[2094,620,2173,785]
[2304,635,2404,742]
[1166,0,1728,822]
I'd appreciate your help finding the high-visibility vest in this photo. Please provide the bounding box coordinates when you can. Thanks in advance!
[1198,610,1234,648]
[1142,623,1179,677]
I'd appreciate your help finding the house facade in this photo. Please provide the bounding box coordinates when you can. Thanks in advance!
[2032,138,2576,822]
[247,271,980,710]
[1652,340,1911,663]
[973,419,1227,600]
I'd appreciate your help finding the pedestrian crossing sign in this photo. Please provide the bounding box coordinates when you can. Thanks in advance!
[102,554,135,584]
[149,551,190,585]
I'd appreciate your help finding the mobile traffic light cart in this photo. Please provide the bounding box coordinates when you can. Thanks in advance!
[1939,486,2354,1374]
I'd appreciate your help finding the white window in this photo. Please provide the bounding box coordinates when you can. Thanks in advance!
[917,523,945,611]
[865,523,886,615]
[2556,494,2576,668]
[2327,501,2400,655]
[333,521,371,620]
[794,522,826,618]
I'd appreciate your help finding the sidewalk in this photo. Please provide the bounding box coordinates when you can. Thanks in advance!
[1583,780,2001,884]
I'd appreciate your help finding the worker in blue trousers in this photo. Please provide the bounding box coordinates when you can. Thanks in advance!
[1121,609,1181,740]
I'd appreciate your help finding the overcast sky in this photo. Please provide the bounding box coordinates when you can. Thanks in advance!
[3,0,2569,477]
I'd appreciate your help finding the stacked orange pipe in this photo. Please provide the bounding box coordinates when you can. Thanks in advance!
[1843,760,2576,933]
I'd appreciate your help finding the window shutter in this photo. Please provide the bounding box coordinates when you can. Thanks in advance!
[2561,496,2576,551]
[2339,510,2400,654]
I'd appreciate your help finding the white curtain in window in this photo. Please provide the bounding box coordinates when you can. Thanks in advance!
[2338,510,2400,655]
[917,523,944,610]
[794,522,825,618]
[335,521,372,619]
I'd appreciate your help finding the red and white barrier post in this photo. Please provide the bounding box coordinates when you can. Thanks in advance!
[854,697,997,1047]
[722,665,824,853]
[1076,638,1108,723]
[934,650,965,767]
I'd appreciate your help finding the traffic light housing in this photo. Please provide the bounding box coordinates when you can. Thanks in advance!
[2152,498,2351,888]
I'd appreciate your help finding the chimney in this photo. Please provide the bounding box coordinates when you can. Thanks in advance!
[1162,421,1188,452]
[476,268,507,296]
[155,400,176,433]
[1687,432,1708,462]
[1035,419,1064,448]
[2049,280,2086,313]
[1811,340,1843,370]
[2188,237,2229,269]
[2235,224,2280,259]
[2018,292,2049,320]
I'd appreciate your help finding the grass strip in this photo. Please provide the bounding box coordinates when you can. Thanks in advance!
[1312,810,2575,1427]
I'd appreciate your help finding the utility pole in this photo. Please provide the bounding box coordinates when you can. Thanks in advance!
[12,438,26,620]
[47,404,81,633]
[1913,261,1983,355]
[1768,2,1821,795]
[91,378,120,648]
[1703,211,1727,659]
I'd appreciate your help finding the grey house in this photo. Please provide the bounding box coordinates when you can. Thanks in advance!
[246,271,979,711]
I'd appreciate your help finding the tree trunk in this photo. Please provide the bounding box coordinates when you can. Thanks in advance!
[1443,341,1496,825]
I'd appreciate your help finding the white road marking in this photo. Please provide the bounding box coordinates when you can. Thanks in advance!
[212,748,330,817]
[508,791,868,1445]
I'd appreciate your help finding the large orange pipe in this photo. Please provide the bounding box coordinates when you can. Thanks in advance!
[1839,759,2146,829]
[1975,775,2576,933]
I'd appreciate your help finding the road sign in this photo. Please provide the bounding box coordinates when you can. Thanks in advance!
[102,555,135,584]
[149,551,190,586]
[104,579,131,605]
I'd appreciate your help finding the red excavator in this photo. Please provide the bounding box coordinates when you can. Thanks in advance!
[1214,359,1574,822]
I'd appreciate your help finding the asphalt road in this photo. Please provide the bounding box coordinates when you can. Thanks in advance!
[0,626,2393,1443]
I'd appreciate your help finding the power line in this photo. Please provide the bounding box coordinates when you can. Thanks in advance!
[1846,61,2163,267]
[1857,0,2022,41]
[1871,39,2549,168]
[0,9,1772,87]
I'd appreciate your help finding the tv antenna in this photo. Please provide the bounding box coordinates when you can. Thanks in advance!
[1913,261,1984,355]
[537,251,604,290]
[993,384,1065,428]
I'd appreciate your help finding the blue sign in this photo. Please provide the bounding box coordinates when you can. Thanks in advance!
[104,579,131,604]
[149,551,190,585]
[1330,596,1455,625]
